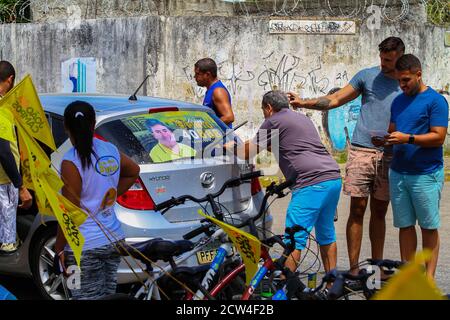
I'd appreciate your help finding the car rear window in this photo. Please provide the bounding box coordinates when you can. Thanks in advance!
[96,110,228,164]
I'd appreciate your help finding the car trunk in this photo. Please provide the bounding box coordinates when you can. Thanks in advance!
[140,162,252,222]
[96,107,254,223]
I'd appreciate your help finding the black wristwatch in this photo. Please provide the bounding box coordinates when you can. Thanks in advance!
[408,134,415,144]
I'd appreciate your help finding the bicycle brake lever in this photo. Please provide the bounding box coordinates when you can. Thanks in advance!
[265,182,277,195]
[276,191,287,199]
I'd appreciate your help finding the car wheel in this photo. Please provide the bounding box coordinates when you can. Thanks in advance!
[30,227,70,300]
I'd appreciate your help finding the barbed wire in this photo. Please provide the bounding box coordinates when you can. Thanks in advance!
[0,0,447,25]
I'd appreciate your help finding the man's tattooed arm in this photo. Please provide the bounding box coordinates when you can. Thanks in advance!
[299,97,332,111]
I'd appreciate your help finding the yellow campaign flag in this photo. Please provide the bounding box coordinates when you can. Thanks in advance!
[372,250,446,300]
[0,108,15,142]
[17,126,49,209]
[17,120,64,190]
[41,179,85,267]
[198,210,261,285]
[17,120,87,226]
[1,75,86,265]
[17,122,51,175]
[56,193,88,230]
[0,75,56,151]
[41,168,64,195]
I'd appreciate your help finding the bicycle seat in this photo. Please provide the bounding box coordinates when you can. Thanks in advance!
[127,238,194,262]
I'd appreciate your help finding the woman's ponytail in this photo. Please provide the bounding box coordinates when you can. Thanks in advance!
[63,101,96,170]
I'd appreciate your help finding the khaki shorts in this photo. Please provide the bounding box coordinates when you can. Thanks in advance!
[343,145,391,201]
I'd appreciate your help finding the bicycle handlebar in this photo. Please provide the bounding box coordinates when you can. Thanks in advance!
[183,223,215,240]
[240,170,263,181]
[367,259,404,270]
[154,170,263,212]
[270,179,294,195]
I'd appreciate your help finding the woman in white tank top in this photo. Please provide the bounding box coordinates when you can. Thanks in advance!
[54,101,139,300]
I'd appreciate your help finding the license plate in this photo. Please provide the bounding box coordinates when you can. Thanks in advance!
[196,249,221,265]
[196,246,235,265]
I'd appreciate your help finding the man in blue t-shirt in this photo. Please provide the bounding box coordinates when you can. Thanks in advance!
[194,58,234,128]
[289,37,405,276]
[386,54,448,279]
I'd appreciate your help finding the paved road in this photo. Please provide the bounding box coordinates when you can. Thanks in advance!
[269,182,450,294]
[2,182,449,299]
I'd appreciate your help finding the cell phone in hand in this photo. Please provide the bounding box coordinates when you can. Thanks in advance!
[371,136,385,144]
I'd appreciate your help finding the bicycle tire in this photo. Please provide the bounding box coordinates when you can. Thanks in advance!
[209,263,247,300]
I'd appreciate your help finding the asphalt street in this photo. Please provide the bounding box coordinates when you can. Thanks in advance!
[1,183,449,299]
[269,182,450,295]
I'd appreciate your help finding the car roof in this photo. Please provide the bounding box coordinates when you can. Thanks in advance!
[39,93,209,117]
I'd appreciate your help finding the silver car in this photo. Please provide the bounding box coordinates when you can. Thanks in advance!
[0,93,272,299]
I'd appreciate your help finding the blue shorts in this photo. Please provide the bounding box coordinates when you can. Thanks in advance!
[284,178,342,250]
[389,168,444,229]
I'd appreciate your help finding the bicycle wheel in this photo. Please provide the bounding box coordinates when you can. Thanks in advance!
[209,262,247,300]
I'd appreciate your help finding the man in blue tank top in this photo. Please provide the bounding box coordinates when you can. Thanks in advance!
[194,58,234,128]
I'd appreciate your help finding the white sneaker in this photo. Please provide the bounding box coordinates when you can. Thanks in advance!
[0,242,19,253]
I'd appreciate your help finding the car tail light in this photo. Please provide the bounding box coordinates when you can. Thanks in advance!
[94,133,108,141]
[149,107,179,113]
[117,178,156,210]
[251,177,262,195]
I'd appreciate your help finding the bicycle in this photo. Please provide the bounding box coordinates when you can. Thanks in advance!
[99,170,270,300]
[161,180,327,301]
[100,172,317,301]
[152,171,297,300]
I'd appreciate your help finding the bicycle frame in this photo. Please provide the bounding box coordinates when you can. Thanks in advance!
[186,241,235,300]
[241,247,276,300]
[206,245,275,300]
[132,229,226,300]
[151,172,294,300]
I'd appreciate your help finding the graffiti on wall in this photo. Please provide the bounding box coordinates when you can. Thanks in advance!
[218,57,255,95]
[180,54,364,152]
[257,52,305,92]
[324,95,362,151]
[182,66,205,99]
[269,20,357,35]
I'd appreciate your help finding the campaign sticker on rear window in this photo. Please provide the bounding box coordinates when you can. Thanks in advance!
[121,111,224,164]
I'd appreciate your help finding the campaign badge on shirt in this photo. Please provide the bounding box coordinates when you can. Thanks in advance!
[95,155,119,176]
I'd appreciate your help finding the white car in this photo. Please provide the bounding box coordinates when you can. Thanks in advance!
[0,93,272,299]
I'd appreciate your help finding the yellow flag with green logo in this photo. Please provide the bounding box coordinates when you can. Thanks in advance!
[372,250,446,300]
[0,75,87,266]
[16,121,87,265]
[0,108,15,143]
[41,179,85,266]
[16,123,50,212]
[0,75,56,151]
[198,210,261,285]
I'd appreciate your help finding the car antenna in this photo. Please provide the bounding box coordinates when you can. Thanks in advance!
[129,75,150,101]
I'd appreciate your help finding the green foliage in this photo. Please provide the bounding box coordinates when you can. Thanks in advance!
[426,0,450,26]
[0,0,30,23]
[333,151,348,164]
[444,148,450,157]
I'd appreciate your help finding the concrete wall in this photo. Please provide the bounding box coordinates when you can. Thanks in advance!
[1,15,449,150]
[29,0,427,21]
